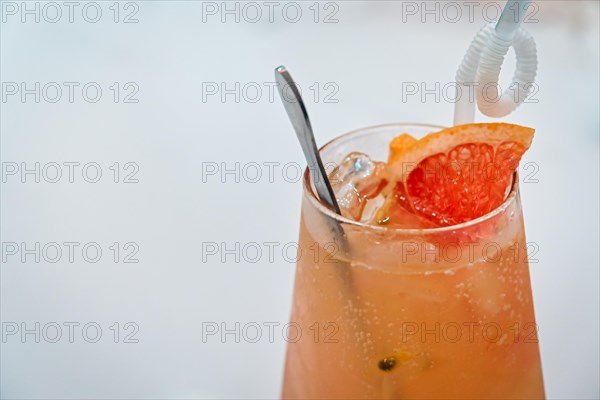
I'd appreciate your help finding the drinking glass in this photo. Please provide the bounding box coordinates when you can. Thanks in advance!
[281,124,545,399]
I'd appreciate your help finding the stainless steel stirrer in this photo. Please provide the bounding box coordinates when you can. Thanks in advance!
[274,65,341,215]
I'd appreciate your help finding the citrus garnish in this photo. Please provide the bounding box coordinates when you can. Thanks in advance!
[385,123,534,227]
[388,133,418,165]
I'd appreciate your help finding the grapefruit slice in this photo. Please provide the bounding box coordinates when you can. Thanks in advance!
[385,123,534,227]
[388,133,418,165]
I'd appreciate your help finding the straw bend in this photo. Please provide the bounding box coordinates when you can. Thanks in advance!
[453,0,538,125]
[476,25,537,118]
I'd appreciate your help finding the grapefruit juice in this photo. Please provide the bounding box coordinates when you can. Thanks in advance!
[282,124,544,399]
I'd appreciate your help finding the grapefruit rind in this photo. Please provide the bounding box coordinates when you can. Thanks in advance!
[389,123,534,181]
[384,123,534,227]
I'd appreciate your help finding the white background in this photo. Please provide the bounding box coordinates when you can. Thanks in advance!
[1,1,599,399]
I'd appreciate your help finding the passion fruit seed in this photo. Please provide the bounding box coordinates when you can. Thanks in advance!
[378,356,396,372]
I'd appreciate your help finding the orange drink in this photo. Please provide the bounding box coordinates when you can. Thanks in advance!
[282,123,544,399]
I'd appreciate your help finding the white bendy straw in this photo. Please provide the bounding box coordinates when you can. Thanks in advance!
[454,0,538,125]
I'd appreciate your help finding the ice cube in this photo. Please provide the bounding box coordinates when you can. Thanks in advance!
[329,152,389,221]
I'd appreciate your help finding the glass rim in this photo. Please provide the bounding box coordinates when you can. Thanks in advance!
[302,122,520,235]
